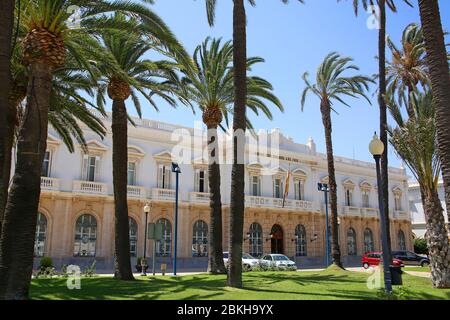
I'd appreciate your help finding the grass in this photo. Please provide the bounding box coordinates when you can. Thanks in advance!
[403,266,431,273]
[30,266,450,300]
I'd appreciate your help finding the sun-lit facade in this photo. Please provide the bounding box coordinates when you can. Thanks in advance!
[27,112,413,271]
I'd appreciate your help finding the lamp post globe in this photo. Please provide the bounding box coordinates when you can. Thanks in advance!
[369,132,384,156]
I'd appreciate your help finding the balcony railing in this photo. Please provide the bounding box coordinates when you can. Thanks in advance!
[151,188,176,201]
[41,177,60,191]
[73,181,107,195]
[189,192,210,203]
[127,185,146,198]
[245,195,315,211]
[344,206,361,216]
[394,210,409,220]
[362,208,379,217]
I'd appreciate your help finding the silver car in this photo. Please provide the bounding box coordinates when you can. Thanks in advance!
[260,254,297,270]
[223,252,260,271]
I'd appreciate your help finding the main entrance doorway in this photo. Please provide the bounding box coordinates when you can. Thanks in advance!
[270,224,284,254]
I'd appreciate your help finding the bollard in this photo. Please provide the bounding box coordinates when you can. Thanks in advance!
[161,263,167,276]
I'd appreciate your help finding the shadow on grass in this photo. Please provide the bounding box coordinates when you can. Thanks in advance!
[30,270,450,300]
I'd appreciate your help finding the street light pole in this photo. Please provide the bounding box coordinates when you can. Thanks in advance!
[369,133,393,294]
[142,203,150,276]
[318,183,330,267]
[171,163,181,276]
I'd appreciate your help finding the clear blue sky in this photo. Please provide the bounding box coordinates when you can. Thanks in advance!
[120,0,450,169]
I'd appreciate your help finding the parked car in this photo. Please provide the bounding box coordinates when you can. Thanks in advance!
[362,252,404,269]
[392,250,430,267]
[223,252,260,271]
[259,254,297,270]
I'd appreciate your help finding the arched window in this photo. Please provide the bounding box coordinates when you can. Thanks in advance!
[347,228,357,256]
[295,225,307,256]
[398,230,406,251]
[74,214,97,257]
[248,223,263,257]
[129,217,138,257]
[192,220,208,257]
[156,218,171,257]
[364,228,374,253]
[34,212,48,257]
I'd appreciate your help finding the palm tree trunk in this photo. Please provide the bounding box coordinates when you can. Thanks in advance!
[418,0,450,225]
[207,125,227,274]
[0,62,52,300]
[320,99,343,268]
[0,0,15,235]
[227,0,247,288]
[111,99,134,281]
[422,187,450,288]
[378,0,393,264]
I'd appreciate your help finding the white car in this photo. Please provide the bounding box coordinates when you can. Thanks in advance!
[260,254,297,270]
[223,252,260,271]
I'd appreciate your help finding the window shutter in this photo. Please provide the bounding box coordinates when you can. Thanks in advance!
[258,177,261,196]
[194,169,199,192]
[294,181,299,200]
[94,156,100,182]
[204,171,209,193]
[165,166,172,189]
[158,165,163,188]
[82,155,88,180]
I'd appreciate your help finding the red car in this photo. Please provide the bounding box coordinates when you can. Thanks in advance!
[362,252,404,269]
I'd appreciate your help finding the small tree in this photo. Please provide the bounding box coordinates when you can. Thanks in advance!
[414,238,428,255]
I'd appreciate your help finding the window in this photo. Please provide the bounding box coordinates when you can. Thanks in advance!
[362,190,370,208]
[248,223,263,257]
[82,155,99,182]
[156,218,171,257]
[127,162,136,186]
[251,176,261,196]
[347,228,357,256]
[129,217,138,257]
[273,178,283,199]
[364,228,374,253]
[192,220,208,257]
[295,225,307,256]
[74,214,97,257]
[394,194,402,211]
[157,165,171,189]
[41,151,51,177]
[34,212,47,257]
[345,189,353,206]
[195,169,208,193]
[294,180,305,200]
[398,230,406,251]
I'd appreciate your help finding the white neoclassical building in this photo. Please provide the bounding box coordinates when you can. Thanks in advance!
[26,111,413,271]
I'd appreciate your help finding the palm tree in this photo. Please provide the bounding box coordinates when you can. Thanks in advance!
[386,23,428,117]
[0,0,184,300]
[301,52,373,268]
[418,0,450,225]
[342,0,413,266]
[176,37,283,275]
[95,18,186,280]
[387,91,450,288]
[203,0,304,289]
[0,0,15,235]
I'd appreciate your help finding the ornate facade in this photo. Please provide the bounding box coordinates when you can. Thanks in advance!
[28,112,413,271]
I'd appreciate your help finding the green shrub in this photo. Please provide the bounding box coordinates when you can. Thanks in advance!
[39,256,53,270]
[414,238,428,255]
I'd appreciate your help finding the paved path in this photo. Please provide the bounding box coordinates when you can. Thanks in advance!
[403,271,431,278]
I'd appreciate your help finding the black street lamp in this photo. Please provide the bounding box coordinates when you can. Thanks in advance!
[318,182,330,267]
[369,132,393,294]
[142,203,150,276]
[171,162,181,276]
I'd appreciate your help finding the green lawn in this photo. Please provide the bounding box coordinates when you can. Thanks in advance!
[30,267,450,300]
[404,266,431,273]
